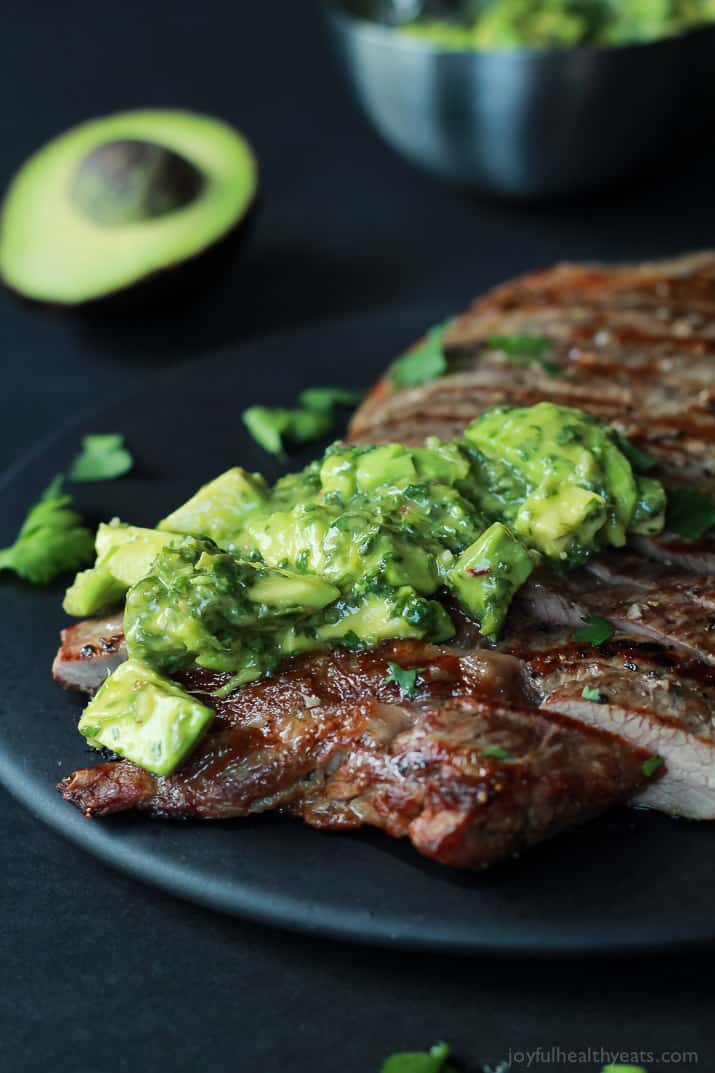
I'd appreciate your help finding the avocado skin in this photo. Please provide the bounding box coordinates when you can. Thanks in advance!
[0,110,258,310]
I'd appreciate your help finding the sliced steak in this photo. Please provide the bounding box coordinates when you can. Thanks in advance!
[516,561,715,665]
[57,641,655,869]
[514,633,715,819]
[52,612,126,693]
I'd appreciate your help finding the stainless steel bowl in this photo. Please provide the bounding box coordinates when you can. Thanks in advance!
[326,1,715,198]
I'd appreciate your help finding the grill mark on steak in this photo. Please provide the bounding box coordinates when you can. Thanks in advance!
[57,661,654,869]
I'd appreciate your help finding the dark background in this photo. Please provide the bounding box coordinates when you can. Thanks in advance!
[1,2,714,1070]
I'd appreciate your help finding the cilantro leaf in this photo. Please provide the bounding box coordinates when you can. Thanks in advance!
[298,386,364,413]
[390,320,453,388]
[0,478,94,585]
[70,434,133,482]
[581,685,606,703]
[487,334,564,377]
[243,405,332,457]
[613,433,657,474]
[487,334,551,357]
[642,755,664,778]
[483,745,512,760]
[383,661,425,698]
[573,615,615,646]
[665,487,715,540]
[382,1043,454,1073]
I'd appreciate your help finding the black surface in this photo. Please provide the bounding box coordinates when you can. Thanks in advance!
[7,312,715,962]
[3,1,715,1070]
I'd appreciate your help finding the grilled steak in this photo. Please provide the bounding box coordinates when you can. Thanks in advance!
[52,612,126,693]
[55,252,715,865]
[57,642,655,869]
[351,252,715,493]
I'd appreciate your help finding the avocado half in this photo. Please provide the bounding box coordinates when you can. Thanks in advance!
[0,109,257,305]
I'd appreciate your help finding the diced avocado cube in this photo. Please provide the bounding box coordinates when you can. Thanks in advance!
[63,565,127,617]
[63,522,176,617]
[95,522,175,584]
[158,467,267,549]
[355,445,416,493]
[319,453,357,500]
[78,659,213,776]
[448,522,536,639]
[516,486,606,560]
[412,440,470,483]
[248,571,340,612]
[316,590,454,648]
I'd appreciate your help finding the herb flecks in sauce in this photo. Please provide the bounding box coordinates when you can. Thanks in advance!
[68,402,669,775]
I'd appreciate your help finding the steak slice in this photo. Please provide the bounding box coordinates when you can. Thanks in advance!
[57,642,655,869]
[512,633,715,819]
[51,612,126,693]
[350,252,715,495]
[516,560,715,665]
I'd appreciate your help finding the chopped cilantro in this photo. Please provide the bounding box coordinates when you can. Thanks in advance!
[298,386,364,413]
[243,405,332,457]
[483,745,512,760]
[382,1042,454,1073]
[69,434,133,482]
[581,685,606,703]
[384,661,425,698]
[390,320,453,388]
[487,334,564,377]
[0,477,94,585]
[613,433,656,474]
[574,615,614,646]
[665,487,715,540]
[642,755,664,778]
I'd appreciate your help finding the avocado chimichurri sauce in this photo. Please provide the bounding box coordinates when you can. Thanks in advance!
[68,402,666,776]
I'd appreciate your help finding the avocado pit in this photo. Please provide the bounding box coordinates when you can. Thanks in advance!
[71,139,204,227]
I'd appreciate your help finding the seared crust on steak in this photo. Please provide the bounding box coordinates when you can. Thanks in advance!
[57,642,655,869]
[52,612,126,693]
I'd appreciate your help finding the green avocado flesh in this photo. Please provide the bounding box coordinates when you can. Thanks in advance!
[66,402,667,774]
[0,109,257,304]
[79,659,214,776]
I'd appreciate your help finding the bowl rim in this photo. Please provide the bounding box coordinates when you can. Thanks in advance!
[324,0,715,60]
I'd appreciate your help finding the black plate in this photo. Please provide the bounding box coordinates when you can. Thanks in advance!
[2,307,715,957]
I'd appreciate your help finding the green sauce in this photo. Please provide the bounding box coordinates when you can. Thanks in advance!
[400,0,715,51]
[69,402,668,774]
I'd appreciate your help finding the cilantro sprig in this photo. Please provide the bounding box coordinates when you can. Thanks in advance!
[487,334,564,377]
[0,477,94,584]
[665,487,715,540]
[390,320,453,388]
[383,661,425,698]
[581,685,606,703]
[243,405,332,458]
[482,745,512,761]
[69,434,133,482]
[381,1043,455,1073]
[574,616,615,646]
[642,755,664,778]
[298,386,363,413]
